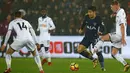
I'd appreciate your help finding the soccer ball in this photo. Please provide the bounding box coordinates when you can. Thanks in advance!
[70,62,79,71]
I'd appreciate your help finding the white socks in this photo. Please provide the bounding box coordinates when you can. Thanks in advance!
[34,55,43,71]
[114,54,127,66]
[47,52,51,62]
[94,40,104,52]
[5,54,11,69]
[39,47,51,62]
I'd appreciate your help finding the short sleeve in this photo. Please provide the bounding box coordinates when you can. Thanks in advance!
[8,22,13,31]
[118,10,126,25]
[27,21,32,29]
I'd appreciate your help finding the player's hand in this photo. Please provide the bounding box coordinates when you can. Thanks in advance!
[79,29,83,34]
[98,32,103,36]
[48,30,52,33]
[37,28,39,31]
[0,44,6,51]
[49,29,55,33]
[121,38,126,46]
[36,43,41,51]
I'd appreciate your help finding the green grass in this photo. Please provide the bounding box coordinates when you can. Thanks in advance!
[0,58,130,73]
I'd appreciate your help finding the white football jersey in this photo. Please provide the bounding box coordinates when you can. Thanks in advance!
[115,8,127,38]
[8,18,33,40]
[37,16,55,43]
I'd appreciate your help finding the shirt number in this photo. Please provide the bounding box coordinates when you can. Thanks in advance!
[17,22,27,30]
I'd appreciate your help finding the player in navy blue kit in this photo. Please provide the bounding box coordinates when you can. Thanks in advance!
[77,6,106,71]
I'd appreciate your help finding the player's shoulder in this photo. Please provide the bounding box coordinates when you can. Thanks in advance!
[21,19,30,23]
[118,8,125,14]
[46,16,52,20]
[119,8,125,12]
[9,20,15,26]
[38,17,42,20]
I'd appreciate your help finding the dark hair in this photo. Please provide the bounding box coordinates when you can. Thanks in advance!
[88,6,96,11]
[111,1,119,5]
[14,11,22,17]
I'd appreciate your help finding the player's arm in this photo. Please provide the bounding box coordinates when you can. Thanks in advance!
[120,23,126,46]
[37,18,40,31]
[29,27,38,44]
[120,23,125,39]
[79,16,86,34]
[3,30,12,46]
[48,18,55,33]
[29,27,41,50]
[119,11,126,46]
[49,18,55,30]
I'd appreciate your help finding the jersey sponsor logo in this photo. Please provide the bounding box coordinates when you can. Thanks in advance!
[87,26,96,30]
[42,24,47,27]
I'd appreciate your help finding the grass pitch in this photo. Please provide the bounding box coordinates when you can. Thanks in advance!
[0,58,130,73]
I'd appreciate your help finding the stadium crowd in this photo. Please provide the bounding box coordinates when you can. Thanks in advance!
[0,0,130,35]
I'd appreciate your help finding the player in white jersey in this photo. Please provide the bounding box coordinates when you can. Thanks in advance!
[37,8,55,66]
[93,1,130,72]
[0,11,44,73]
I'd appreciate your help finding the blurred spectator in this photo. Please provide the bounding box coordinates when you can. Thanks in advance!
[0,0,13,22]
[102,9,112,33]
[69,21,78,35]
[127,2,130,35]
[2,0,129,36]
[0,14,12,57]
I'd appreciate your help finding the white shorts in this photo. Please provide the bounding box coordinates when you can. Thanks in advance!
[109,33,122,48]
[10,39,36,51]
[39,40,50,47]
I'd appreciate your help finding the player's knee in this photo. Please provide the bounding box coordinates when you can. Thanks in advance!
[31,50,37,56]
[100,37,105,41]
[77,47,84,53]
[6,47,15,54]
[77,45,85,53]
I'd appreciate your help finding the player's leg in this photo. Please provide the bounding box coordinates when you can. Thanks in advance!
[92,39,105,71]
[26,40,44,73]
[94,34,110,52]
[1,36,6,57]
[110,34,130,72]
[96,51,106,71]
[77,44,98,68]
[44,40,51,65]
[40,40,51,66]
[31,49,44,72]
[77,37,95,60]
[4,39,24,73]
[77,37,98,68]
[111,47,127,65]
[4,47,15,73]
[112,47,130,72]
[39,46,48,65]
[44,47,51,65]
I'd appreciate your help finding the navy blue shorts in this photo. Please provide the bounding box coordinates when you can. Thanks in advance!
[80,36,97,48]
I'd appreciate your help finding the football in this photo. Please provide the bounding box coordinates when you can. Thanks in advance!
[70,62,79,71]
